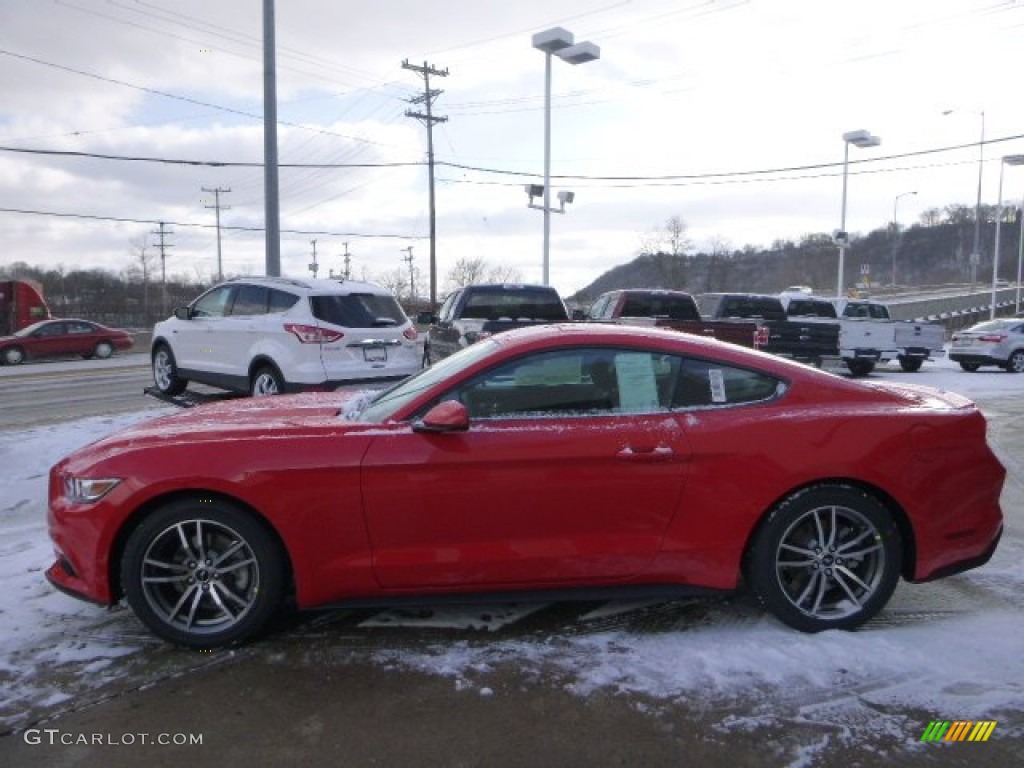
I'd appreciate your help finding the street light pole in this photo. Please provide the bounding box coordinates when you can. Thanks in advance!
[891,190,917,286]
[532,28,599,287]
[837,130,881,298]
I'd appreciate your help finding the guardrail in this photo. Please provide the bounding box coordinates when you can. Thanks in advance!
[886,287,1020,332]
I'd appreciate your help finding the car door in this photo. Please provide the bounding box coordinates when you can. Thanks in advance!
[27,321,68,359]
[172,285,236,375]
[65,321,98,356]
[360,347,692,589]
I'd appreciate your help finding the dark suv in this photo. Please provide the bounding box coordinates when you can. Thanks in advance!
[423,283,570,364]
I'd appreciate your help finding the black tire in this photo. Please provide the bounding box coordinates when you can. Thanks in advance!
[1005,350,1024,373]
[251,364,285,396]
[121,498,285,649]
[898,356,923,373]
[959,362,981,372]
[422,343,431,368]
[3,346,25,365]
[845,359,875,377]
[745,484,902,632]
[94,341,114,359]
[152,344,187,395]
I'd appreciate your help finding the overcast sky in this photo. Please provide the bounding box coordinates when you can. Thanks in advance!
[2,0,1023,297]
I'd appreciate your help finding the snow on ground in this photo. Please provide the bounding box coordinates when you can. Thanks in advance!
[1,352,1023,761]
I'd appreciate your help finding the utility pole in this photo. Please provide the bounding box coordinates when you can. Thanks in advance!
[308,239,319,278]
[342,242,351,279]
[202,186,231,282]
[401,245,415,299]
[263,0,281,276]
[151,222,173,316]
[402,59,448,310]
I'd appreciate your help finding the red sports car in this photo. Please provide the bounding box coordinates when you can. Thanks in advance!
[1,318,133,365]
[47,324,1005,648]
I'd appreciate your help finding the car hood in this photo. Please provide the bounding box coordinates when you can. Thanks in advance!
[64,391,385,467]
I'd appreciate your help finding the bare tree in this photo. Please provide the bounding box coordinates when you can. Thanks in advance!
[125,235,157,315]
[639,215,693,289]
[443,257,522,292]
[705,235,733,292]
[919,208,942,227]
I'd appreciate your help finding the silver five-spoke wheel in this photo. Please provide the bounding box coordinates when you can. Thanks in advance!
[123,499,284,648]
[746,485,901,632]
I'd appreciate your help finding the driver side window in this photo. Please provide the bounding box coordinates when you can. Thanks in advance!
[192,286,235,318]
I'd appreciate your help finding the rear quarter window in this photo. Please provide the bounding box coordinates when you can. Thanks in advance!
[311,293,407,328]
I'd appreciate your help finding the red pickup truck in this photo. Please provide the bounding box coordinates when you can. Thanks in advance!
[585,289,759,348]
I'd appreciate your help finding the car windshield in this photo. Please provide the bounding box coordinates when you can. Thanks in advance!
[14,321,52,337]
[354,339,501,422]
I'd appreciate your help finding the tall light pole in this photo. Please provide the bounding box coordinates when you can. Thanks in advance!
[531,27,600,286]
[943,109,985,283]
[1017,188,1024,316]
[836,130,881,298]
[990,154,1024,318]
[891,190,917,286]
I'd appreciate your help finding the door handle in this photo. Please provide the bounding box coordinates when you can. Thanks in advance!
[616,445,675,462]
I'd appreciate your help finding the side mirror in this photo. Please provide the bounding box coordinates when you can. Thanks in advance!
[415,310,437,325]
[413,400,469,434]
[173,306,192,321]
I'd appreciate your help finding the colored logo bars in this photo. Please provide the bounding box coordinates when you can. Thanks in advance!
[921,721,997,742]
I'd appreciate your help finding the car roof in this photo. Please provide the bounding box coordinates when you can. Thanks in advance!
[222,276,393,296]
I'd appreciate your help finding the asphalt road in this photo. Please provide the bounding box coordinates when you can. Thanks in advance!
[0,354,189,428]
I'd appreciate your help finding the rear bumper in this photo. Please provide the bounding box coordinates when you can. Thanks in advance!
[912,524,1002,583]
[949,352,1005,366]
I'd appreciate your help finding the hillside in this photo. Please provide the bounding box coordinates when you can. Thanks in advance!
[570,208,1022,302]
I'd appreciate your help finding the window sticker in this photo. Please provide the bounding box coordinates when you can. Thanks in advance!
[708,368,727,403]
[615,353,659,411]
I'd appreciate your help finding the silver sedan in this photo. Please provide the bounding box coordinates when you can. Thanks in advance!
[950,318,1024,372]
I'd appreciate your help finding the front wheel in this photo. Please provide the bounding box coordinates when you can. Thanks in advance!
[251,365,285,396]
[959,361,981,372]
[898,356,923,373]
[745,484,902,632]
[1005,350,1024,373]
[152,344,187,395]
[121,498,285,648]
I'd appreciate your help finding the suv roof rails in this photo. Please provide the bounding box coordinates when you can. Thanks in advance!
[224,276,315,290]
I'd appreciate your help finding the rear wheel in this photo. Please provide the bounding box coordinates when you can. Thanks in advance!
[959,361,981,372]
[251,365,285,396]
[94,341,114,359]
[1005,350,1024,373]
[745,484,902,632]
[845,359,875,377]
[121,498,285,648]
[152,344,187,395]
[898,356,923,373]
[3,346,25,365]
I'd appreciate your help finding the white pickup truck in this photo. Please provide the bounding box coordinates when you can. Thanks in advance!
[780,294,946,376]
[834,298,946,373]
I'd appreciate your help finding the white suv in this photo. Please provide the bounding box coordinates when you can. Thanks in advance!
[151,277,420,396]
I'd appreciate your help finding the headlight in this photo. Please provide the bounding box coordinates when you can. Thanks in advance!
[63,476,122,503]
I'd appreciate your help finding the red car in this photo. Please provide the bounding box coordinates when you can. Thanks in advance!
[1,318,133,365]
[47,324,1005,648]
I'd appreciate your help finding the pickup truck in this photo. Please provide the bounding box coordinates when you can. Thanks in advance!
[696,293,840,365]
[780,294,896,376]
[585,289,758,348]
[422,283,570,365]
[834,298,946,372]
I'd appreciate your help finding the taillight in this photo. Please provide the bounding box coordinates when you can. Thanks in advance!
[978,334,1006,343]
[403,326,418,341]
[284,323,344,344]
[754,327,770,348]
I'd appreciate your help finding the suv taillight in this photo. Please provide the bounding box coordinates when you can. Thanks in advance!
[284,323,344,344]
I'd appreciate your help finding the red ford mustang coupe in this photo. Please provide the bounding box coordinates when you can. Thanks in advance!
[47,324,1005,648]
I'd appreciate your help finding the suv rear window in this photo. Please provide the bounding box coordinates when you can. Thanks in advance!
[310,293,407,328]
[460,289,568,321]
